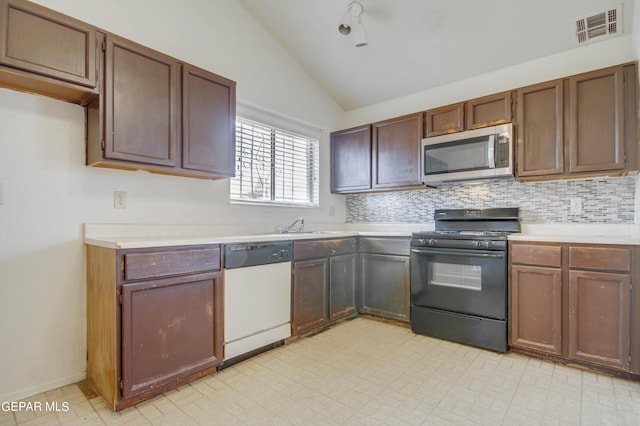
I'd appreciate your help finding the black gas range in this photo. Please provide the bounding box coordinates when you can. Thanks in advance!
[410,208,520,352]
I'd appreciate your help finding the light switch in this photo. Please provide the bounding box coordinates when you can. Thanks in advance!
[114,191,127,209]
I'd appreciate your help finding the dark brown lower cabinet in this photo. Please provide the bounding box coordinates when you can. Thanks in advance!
[359,237,410,323]
[292,238,357,335]
[568,270,630,371]
[292,258,330,335]
[330,254,357,321]
[87,244,224,411]
[509,241,638,376]
[121,272,223,399]
[510,265,563,355]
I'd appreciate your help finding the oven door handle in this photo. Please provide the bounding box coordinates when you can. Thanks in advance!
[411,247,505,259]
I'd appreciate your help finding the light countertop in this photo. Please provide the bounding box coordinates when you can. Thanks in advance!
[84,230,360,249]
[507,223,640,245]
[84,223,640,249]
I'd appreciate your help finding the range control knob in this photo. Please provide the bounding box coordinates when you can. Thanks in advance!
[473,241,482,248]
[484,241,493,249]
[428,239,437,246]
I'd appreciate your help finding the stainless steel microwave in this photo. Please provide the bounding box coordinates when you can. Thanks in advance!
[421,123,513,185]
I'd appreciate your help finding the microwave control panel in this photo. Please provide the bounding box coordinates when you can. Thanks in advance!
[495,133,510,168]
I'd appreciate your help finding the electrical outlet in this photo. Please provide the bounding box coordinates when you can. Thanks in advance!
[380,205,388,215]
[114,191,127,209]
[570,198,582,214]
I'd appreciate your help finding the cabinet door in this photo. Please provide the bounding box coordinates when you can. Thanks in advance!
[292,259,329,335]
[121,272,223,399]
[516,80,565,177]
[466,91,512,130]
[372,112,423,190]
[104,34,180,167]
[569,66,625,174]
[0,0,96,88]
[568,270,630,371]
[330,125,371,193]
[510,265,562,355]
[424,103,464,137]
[329,253,356,321]
[182,63,236,176]
[360,253,410,322]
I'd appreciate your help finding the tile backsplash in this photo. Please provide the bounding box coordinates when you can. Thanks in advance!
[345,176,636,224]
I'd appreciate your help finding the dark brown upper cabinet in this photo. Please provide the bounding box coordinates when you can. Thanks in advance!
[569,66,625,174]
[331,113,423,194]
[331,124,371,193]
[424,103,464,137]
[516,79,565,177]
[424,92,512,137]
[330,125,372,193]
[0,0,98,104]
[103,34,181,168]
[182,64,236,176]
[466,91,512,129]
[516,64,637,181]
[372,112,423,190]
[87,34,236,179]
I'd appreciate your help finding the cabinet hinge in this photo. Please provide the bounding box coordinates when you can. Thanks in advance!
[119,293,123,304]
[119,379,123,390]
[101,140,105,151]
[101,40,106,52]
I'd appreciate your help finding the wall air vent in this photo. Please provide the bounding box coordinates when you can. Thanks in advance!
[574,5,622,45]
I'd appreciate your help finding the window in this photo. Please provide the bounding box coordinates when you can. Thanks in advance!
[230,118,319,207]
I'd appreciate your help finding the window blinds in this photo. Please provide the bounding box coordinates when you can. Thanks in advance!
[230,118,319,207]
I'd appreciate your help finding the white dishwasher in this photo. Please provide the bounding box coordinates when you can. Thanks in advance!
[222,241,292,366]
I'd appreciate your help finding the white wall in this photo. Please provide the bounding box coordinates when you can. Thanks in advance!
[342,35,637,128]
[635,3,640,224]
[0,0,345,401]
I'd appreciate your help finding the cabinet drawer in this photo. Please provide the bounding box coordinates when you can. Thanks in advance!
[510,243,561,267]
[294,238,356,260]
[569,246,631,272]
[359,237,410,256]
[123,247,221,281]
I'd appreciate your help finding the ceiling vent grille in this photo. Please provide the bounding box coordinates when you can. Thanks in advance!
[574,5,622,45]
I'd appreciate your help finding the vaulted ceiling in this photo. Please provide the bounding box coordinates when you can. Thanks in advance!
[238,0,636,111]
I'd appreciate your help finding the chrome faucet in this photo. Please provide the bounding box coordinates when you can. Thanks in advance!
[284,217,304,233]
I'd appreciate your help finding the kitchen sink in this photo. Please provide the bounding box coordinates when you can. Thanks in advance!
[257,231,345,237]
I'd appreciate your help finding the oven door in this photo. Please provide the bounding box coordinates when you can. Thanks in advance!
[410,247,506,320]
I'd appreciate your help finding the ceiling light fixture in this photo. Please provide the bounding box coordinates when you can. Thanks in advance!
[338,1,368,47]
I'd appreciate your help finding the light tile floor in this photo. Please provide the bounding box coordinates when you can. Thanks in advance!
[2,317,640,425]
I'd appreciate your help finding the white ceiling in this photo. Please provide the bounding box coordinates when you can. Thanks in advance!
[237,0,636,111]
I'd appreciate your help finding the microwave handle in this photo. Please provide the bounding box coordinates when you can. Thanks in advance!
[487,135,496,168]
